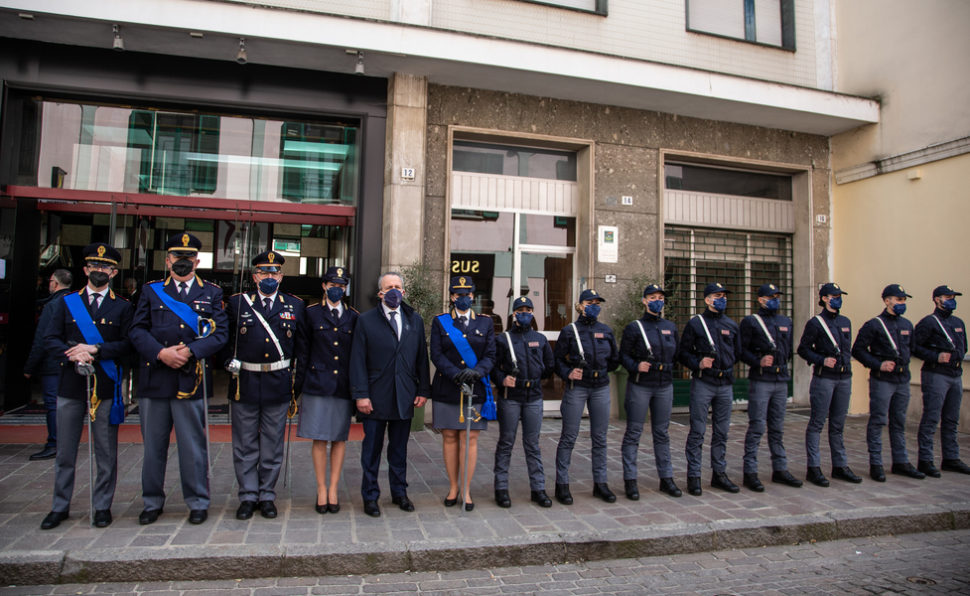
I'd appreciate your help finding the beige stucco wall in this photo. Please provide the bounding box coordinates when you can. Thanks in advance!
[832,154,970,430]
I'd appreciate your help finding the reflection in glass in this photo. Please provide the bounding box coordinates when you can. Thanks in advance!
[453,141,577,181]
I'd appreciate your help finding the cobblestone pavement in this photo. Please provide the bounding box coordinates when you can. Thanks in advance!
[8,529,970,595]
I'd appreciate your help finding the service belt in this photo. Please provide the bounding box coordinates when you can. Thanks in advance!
[239,358,292,372]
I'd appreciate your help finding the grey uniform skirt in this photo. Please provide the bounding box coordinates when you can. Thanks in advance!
[432,400,488,431]
[297,394,353,441]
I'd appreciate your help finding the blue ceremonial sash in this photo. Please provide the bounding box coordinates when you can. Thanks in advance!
[436,313,496,420]
[63,292,125,424]
[147,281,211,336]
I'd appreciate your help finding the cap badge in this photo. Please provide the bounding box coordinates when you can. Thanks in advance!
[899,285,905,292]
[769,284,775,290]
[336,267,343,277]
[833,283,840,289]
[181,234,190,247]
[268,252,275,263]
[459,276,466,286]
[97,245,106,257]
[591,290,597,295]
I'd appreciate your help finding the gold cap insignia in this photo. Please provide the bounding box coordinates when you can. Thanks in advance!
[459,276,466,286]
[591,290,597,295]
[833,284,840,289]
[97,245,106,257]
[268,252,275,263]
[336,267,343,277]
[181,234,190,247]
[899,286,905,292]
[769,284,776,290]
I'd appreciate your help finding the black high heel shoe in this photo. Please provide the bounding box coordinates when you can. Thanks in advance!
[464,499,474,512]
[315,501,328,514]
[327,502,340,514]
[443,494,459,507]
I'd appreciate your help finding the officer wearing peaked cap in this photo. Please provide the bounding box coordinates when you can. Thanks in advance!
[678,282,742,496]
[739,283,801,491]
[914,285,970,477]
[40,243,132,530]
[852,284,924,482]
[797,282,860,487]
[299,265,358,514]
[129,232,228,526]
[223,250,308,520]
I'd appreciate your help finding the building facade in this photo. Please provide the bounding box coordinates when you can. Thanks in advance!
[0,0,879,412]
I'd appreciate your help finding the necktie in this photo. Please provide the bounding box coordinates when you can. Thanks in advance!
[389,311,399,339]
[458,316,467,331]
[331,308,340,319]
[178,282,188,301]
[89,293,101,315]
[263,297,272,313]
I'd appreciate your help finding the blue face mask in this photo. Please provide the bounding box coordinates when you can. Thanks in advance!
[382,288,402,309]
[584,304,601,320]
[258,277,279,295]
[942,298,957,311]
[454,294,472,312]
[712,297,727,312]
[647,299,664,314]
[326,286,345,304]
[514,311,534,327]
[765,297,780,312]
[892,303,907,316]
[828,296,842,310]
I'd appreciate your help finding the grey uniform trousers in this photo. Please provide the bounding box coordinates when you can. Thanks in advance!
[139,397,210,511]
[804,376,851,468]
[494,398,545,491]
[52,397,118,512]
[230,400,289,503]
[556,385,611,484]
[685,379,733,478]
[621,383,674,480]
[918,370,963,462]
[742,380,790,474]
[866,377,912,466]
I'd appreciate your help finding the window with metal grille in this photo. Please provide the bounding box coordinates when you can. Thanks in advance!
[664,225,793,405]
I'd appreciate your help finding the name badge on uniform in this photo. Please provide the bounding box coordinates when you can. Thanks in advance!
[779,326,789,331]
[529,341,540,347]
[841,327,850,333]
[956,327,964,333]
[900,330,910,335]
[661,329,672,335]
[721,329,730,335]
[594,333,604,339]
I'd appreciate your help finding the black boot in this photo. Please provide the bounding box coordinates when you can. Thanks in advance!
[686,476,702,496]
[806,466,829,487]
[771,470,802,487]
[555,483,573,505]
[869,464,886,482]
[831,466,862,483]
[941,459,970,475]
[742,473,764,492]
[530,490,552,507]
[624,479,639,501]
[918,460,941,478]
[711,471,740,493]
[891,462,925,479]
[659,477,683,497]
[592,483,616,503]
[494,489,511,508]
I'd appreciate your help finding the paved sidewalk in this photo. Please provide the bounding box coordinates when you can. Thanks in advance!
[1,411,969,585]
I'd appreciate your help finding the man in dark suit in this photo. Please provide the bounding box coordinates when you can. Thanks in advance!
[129,232,228,526]
[349,271,430,517]
[40,244,132,529]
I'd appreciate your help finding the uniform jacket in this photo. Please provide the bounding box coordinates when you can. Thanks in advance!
[491,323,554,402]
[303,301,358,398]
[619,312,679,387]
[740,308,793,381]
[25,288,73,377]
[349,302,431,420]
[128,275,229,399]
[223,291,308,404]
[678,309,742,386]
[44,288,133,400]
[430,310,496,405]
[913,308,967,377]
[852,310,914,382]
[797,309,853,379]
[553,316,620,388]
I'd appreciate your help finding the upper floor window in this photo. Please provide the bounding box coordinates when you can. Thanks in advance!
[665,163,792,201]
[517,0,607,16]
[453,141,577,181]
[687,0,795,50]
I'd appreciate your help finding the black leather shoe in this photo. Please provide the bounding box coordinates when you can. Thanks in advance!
[258,500,278,519]
[711,471,740,493]
[188,509,208,525]
[443,495,458,507]
[870,464,886,482]
[659,478,683,497]
[555,483,573,505]
[687,476,702,496]
[531,490,552,507]
[742,473,764,492]
[495,489,511,508]
[30,446,57,460]
[236,501,256,520]
[918,460,941,478]
[831,466,862,484]
[593,483,616,503]
[806,467,829,487]
[464,501,475,512]
[771,470,802,487]
[891,462,925,479]
[941,459,970,475]
[363,500,381,517]
[391,494,415,512]
[327,503,340,514]
[138,508,162,525]
[624,479,639,501]
[315,501,328,515]
[93,510,112,528]
[40,510,68,530]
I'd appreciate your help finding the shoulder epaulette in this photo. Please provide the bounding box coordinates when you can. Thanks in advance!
[348,306,360,314]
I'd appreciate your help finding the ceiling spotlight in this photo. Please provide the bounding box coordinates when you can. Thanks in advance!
[236,38,247,65]
[112,24,125,52]
[18,13,34,20]
[354,51,365,75]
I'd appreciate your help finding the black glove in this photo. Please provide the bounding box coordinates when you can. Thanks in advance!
[454,368,478,385]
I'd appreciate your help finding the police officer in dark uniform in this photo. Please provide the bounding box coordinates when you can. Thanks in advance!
[224,250,308,520]
[852,284,924,482]
[619,284,682,500]
[679,282,742,496]
[299,266,358,514]
[739,283,802,491]
[430,276,496,511]
[40,243,132,529]
[796,282,861,487]
[914,285,970,477]
[554,288,620,505]
[492,296,554,508]
[129,232,228,525]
